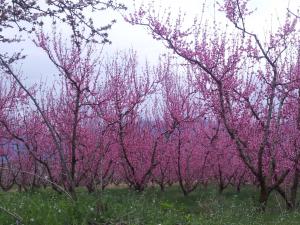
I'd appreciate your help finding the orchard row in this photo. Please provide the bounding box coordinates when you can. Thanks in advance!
[0,0,300,211]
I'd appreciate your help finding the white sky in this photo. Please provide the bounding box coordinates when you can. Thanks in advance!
[4,0,299,85]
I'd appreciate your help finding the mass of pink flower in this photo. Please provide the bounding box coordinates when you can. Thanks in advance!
[0,0,300,210]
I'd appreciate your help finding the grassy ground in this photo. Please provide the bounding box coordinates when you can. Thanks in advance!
[0,186,300,225]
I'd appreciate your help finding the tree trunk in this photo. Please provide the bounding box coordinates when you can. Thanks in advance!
[290,168,299,209]
[259,185,269,211]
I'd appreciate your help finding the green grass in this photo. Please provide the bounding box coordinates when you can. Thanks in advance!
[0,186,300,225]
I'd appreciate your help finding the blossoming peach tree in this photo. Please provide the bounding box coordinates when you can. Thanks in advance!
[125,0,300,210]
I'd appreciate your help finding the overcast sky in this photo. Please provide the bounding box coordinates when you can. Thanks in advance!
[8,0,299,85]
